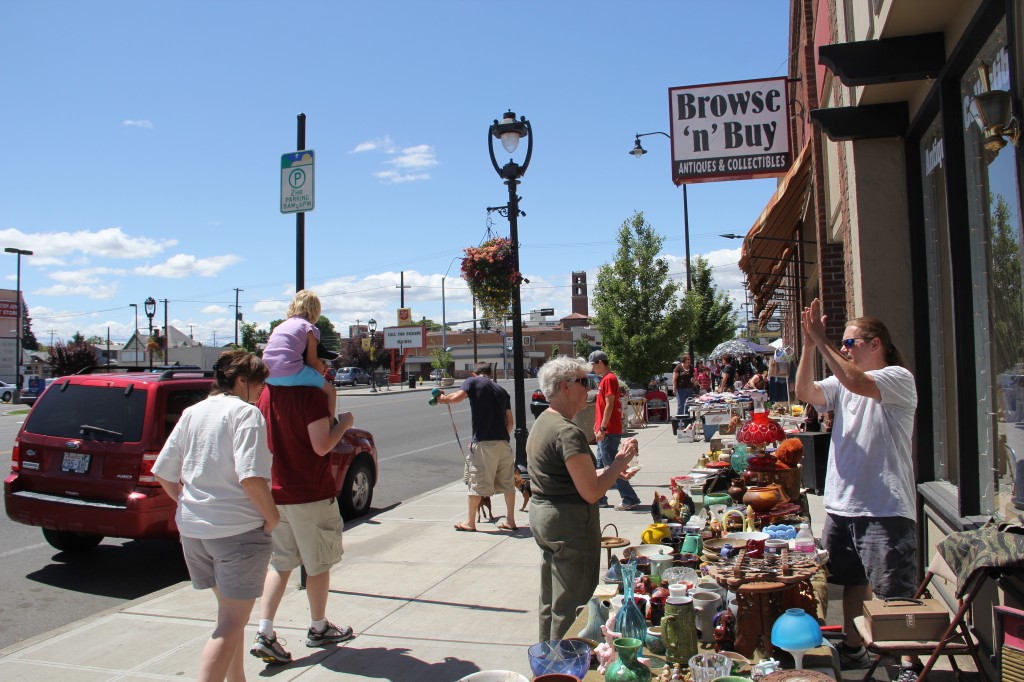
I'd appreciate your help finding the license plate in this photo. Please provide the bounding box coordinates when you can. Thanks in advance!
[61,452,91,474]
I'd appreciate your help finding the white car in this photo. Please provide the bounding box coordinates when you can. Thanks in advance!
[0,381,16,403]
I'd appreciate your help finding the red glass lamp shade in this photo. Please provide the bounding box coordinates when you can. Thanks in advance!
[736,410,786,447]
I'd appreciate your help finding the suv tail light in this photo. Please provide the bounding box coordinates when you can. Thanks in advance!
[10,437,19,473]
[139,451,161,487]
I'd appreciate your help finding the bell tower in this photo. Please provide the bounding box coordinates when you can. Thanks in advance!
[571,271,588,316]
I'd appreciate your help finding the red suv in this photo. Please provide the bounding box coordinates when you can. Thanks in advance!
[4,369,378,553]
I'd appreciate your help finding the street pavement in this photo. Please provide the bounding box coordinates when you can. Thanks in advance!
[0,383,976,681]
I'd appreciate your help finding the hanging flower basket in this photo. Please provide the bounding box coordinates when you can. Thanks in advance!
[461,237,519,323]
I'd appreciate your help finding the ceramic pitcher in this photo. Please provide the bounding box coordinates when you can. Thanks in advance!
[691,591,722,644]
[640,523,671,545]
[660,596,698,663]
[680,533,703,555]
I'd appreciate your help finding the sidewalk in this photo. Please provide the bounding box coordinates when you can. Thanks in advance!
[0,419,973,681]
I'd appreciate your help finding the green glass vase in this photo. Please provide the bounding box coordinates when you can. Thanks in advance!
[604,637,651,682]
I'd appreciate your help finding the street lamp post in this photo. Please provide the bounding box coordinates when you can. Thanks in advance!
[144,297,156,369]
[488,110,533,467]
[630,132,693,360]
[441,255,462,364]
[5,248,33,402]
[368,318,377,393]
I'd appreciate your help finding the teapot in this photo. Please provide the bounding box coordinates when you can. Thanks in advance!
[641,523,671,545]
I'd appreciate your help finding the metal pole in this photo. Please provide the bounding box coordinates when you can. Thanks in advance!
[441,277,447,359]
[162,299,169,365]
[683,184,695,361]
[14,256,22,400]
[296,113,306,292]
[233,288,242,346]
[507,178,528,468]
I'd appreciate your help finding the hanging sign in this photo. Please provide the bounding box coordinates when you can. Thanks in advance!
[669,77,791,184]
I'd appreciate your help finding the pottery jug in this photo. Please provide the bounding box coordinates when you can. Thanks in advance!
[691,591,723,644]
[660,596,698,663]
[742,484,786,513]
[680,534,703,555]
[727,477,747,503]
[640,523,671,545]
[578,595,610,643]
[604,637,652,682]
[645,626,666,656]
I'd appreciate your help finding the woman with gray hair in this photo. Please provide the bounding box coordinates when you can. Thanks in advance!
[527,356,639,641]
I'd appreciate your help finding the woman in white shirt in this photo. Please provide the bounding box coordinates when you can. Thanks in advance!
[153,350,279,682]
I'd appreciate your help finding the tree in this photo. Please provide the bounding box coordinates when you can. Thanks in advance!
[592,211,687,386]
[21,303,39,351]
[431,345,453,377]
[85,335,105,345]
[681,255,737,357]
[48,340,96,376]
[991,193,1024,372]
[240,322,260,354]
[574,336,592,359]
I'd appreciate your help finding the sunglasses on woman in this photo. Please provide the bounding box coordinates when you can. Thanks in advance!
[570,377,589,387]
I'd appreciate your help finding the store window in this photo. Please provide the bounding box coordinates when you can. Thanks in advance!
[920,115,958,489]
[961,19,1024,518]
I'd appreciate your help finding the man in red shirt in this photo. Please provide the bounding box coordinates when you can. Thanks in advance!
[589,351,641,511]
[249,386,355,665]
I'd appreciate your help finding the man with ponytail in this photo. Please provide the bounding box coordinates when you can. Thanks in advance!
[795,299,919,678]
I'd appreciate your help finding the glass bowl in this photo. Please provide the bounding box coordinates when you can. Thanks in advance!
[527,639,592,679]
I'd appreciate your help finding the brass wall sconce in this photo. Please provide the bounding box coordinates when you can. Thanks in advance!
[972,65,1020,152]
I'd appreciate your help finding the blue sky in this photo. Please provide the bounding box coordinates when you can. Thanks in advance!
[2,1,790,347]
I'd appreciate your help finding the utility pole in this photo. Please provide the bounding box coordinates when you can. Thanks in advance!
[46,329,57,348]
[233,288,243,345]
[396,271,412,308]
[188,324,194,340]
[161,299,169,365]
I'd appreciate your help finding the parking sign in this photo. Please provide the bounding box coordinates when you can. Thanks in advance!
[281,150,315,213]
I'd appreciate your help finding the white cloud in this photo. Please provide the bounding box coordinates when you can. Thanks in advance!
[374,170,431,184]
[201,304,227,314]
[350,135,394,153]
[34,281,119,299]
[0,227,174,259]
[133,253,241,278]
[122,119,153,128]
[388,144,438,170]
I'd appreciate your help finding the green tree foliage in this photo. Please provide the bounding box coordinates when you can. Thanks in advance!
[431,346,453,376]
[991,194,1024,372]
[681,255,737,357]
[574,336,593,359]
[592,211,687,386]
[48,340,97,376]
[240,322,260,354]
[21,303,39,351]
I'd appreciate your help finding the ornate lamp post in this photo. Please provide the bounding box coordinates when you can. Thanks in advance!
[368,318,377,393]
[144,297,156,369]
[5,248,33,402]
[488,110,532,467]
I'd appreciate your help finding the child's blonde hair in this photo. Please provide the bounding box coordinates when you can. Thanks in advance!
[287,290,322,323]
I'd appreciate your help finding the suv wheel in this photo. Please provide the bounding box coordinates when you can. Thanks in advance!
[1,390,11,402]
[42,528,104,553]
[339,459,373,520]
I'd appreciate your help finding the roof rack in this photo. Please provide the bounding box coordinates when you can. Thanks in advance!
[158,368,214,380]
[76,365,132,374]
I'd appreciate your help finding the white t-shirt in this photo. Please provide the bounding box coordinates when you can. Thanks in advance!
[153,393,273,539]
[814,365,918,520]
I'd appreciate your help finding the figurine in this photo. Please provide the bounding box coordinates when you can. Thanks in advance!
[713,609,736,652]
[743,505,758,533]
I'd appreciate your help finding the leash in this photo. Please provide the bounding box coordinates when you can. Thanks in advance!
[445,403,470,484]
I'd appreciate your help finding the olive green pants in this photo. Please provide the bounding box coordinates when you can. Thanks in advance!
[529,497,601,641]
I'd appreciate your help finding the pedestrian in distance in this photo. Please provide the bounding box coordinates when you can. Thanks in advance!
[249,383,357,665]
[435,362,518,532]
[261,289,338,421]
[795,298,919,678]
[152,350,278,682]
[673,354,696,416]
[527,356,639,641]
[589,351,642,511]
[717,354,736,393]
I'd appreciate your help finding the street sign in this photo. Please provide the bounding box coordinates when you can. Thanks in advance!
[281,150,315,213]
[765,319,782,332]
[383,326,425,351]
[539,308,554,316]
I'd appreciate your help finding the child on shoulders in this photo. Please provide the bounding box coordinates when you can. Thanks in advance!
[262,290,336,417]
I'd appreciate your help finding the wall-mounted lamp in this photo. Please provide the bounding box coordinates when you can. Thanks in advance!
[972,65,1020,152]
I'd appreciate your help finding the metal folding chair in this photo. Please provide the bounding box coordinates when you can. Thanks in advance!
[853,551,992,681]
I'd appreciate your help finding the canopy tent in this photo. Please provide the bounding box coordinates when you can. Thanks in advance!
[708,339,756,360]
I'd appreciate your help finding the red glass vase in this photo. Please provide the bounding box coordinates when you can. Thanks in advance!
[736,409,786,448]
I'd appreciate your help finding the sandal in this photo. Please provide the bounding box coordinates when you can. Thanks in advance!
[454,523,476,532]
[498,522,518,531]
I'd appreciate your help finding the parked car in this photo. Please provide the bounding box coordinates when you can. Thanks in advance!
[0,381,16,403]
[334,367,372,386]
[530,373,601,442]
[429,369,444,381]
[4,368,378,553]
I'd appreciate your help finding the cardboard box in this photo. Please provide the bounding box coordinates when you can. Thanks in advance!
[863,598,951,641]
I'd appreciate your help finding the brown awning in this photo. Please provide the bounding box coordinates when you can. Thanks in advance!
[738,143,811,315]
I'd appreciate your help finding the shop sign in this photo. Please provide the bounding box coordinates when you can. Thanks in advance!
[383,326,424,351]
[669,77,791,184]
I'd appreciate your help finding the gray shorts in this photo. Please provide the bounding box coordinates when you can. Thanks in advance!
[822,513,918,600]
[181,526,273,600]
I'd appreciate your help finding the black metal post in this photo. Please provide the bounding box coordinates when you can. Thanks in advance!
[683,185,694,361]
[5,248,31,401]
[296,113,306,292]
[507,179,528,467]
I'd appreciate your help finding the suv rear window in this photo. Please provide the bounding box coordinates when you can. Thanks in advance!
[23,384,149,442]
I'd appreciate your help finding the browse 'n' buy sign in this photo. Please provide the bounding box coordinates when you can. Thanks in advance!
[668,77,791,184]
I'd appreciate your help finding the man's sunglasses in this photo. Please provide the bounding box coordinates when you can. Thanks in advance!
[842,337,870,348]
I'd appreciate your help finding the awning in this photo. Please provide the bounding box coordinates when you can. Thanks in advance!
[738,143,812,316]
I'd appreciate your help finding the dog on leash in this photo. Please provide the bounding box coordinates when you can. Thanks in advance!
[476,496,494,522]
[514,468,532,511]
